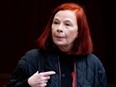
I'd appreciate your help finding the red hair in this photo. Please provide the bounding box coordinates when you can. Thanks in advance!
[37,3,93,55]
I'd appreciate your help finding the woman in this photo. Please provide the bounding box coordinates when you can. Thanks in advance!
[7,3,107,87]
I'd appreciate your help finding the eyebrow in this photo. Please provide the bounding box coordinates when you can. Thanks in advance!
[53,18,59,21]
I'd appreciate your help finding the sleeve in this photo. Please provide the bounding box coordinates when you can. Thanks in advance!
[7,50,39,87]
[97,70,107,87]
[93,55,107,87]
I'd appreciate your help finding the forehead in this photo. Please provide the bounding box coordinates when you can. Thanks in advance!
[54,10,76,20]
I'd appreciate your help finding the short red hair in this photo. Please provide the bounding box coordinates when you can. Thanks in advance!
[37,3,93,55]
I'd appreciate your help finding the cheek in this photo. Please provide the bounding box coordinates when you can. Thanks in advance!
[51,26,57,33]
[69,29,78,38]
[66,30,78,43]
[51,28,56,40]
[51,27,55,35]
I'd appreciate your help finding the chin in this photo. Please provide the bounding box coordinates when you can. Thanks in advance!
[54,41,66,45]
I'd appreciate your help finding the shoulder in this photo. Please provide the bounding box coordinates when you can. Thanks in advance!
[78,53,101,63]
[86,54,102,65]
[23,49,45,58]
[15,49,47,70]
[86,54,105,71]
[18,49,46,64]
[77,54,105,71]
[24,49,41,55]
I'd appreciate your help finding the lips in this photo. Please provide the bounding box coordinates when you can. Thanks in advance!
[54,33,65,39]
[56,36,64,38]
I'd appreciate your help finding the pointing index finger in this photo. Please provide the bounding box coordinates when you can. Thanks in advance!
[41,71,56,76]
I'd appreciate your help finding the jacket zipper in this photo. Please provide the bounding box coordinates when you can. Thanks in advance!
[57,56,61,87]
[74,61,77,87]
[57,56,77,87]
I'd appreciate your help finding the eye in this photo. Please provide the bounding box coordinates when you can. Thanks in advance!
[65,22,72,26]
[65,23,71,26]
[53,20,59,25]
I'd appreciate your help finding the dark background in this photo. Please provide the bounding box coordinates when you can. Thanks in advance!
[0,0,116,86]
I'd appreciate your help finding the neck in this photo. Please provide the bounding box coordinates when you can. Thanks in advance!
[57,45,72,53]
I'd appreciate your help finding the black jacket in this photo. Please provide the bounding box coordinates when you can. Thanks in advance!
[7,49,107,87]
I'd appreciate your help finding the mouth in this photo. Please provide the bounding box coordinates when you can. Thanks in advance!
[53,33,66,40]
[56,36,65,38]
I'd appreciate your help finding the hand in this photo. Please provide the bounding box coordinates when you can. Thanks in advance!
[28,71,56,87]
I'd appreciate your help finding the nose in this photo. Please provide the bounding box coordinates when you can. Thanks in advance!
[57,29,63,33]
[57,24,63,33]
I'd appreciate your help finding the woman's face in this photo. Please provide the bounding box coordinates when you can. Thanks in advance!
[51,10,78,52]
